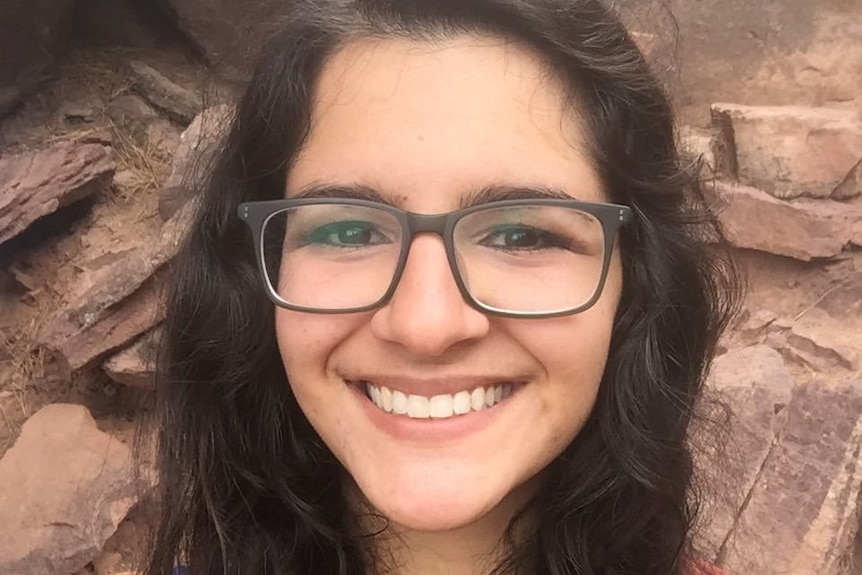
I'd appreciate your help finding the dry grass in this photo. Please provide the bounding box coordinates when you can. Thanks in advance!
[0,288,64,454]
[0,323,50,446]
[22,48,172,192]
[108,119,172,199]
[61,48,134,104]
[63,49,173,199]
[6,47,175,200]
[62,53,173,212]
[0,303,56,396]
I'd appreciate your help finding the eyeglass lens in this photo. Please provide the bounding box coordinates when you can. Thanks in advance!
[261,203,606,313]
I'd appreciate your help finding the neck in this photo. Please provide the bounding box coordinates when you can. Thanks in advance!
[349,480,538,575]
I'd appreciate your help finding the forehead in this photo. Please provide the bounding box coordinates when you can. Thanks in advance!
[287,36,604,205]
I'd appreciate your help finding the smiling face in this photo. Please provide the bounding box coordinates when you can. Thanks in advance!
[275,36,623,533]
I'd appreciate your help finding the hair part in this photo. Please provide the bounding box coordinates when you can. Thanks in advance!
[144,1,741,574]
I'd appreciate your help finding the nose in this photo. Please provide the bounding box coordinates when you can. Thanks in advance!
[370,234,490,356]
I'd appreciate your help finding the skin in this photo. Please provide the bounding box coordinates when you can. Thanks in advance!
[276,36,623,574]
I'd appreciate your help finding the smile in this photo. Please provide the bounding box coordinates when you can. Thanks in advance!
[360,381,517,419]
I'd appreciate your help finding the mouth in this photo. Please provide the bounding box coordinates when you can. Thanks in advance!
[351,380,520,420]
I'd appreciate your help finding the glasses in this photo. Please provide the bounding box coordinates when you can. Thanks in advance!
[238,198,632,318]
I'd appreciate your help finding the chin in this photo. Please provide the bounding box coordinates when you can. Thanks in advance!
[371,490,499,532]
[351,462,528,534]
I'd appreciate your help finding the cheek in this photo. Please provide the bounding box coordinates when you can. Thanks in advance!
[276,311,350,367]
[274,310,360,400]
[509,297,617,433]
[274,312,322,420]
[524,304,616,378]
[274,311,365,456]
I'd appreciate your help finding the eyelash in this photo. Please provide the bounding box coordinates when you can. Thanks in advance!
[477,225,572,252]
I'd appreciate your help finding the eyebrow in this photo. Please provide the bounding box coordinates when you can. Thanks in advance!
[291,183,399,203]
[462,185,578,207]
[290,182,581,208]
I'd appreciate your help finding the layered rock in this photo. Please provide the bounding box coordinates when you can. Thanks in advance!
[719,378,862,574]
[159,104,232,219]
[788,309,862,371]
[618,0,862,125]
[705,180,862,261]
[698,102,862,263]
[0,142,115,245]
[128,61,202,124]
[33,104,228,377]
[705,347,862,575]
[701,346,795,558]
[37,201,192,375]
[727,273,862,377]
[711,103,862,199]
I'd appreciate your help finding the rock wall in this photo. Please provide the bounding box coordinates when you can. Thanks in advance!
[0,0,75,117]
[156,0,287,79]
[616,0,862,123]
[0,2,860,575]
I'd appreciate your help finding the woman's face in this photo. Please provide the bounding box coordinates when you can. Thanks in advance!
[276,37,623,532]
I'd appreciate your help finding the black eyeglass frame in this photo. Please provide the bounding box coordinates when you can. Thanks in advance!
[238,198,633,318]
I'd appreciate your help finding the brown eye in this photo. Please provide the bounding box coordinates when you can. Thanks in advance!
[478,225,566,250]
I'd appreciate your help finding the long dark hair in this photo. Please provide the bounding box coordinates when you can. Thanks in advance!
[145,1,740,573]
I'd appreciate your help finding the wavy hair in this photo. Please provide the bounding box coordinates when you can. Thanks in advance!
[145,1,740,573]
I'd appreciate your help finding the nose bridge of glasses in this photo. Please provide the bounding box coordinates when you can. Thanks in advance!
[396,211,464,297]
[399,212,457,276]
[400,212,461,280]
[404,212,451,239]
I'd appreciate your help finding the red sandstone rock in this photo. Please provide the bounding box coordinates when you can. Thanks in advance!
[717,378,862,575]
[159,104,232,220]
[710,103,862,199]
[701,346,794,560]
[787,309,862,371]
[0,404,140,575]
[36,202,192,374]
[832,159,862,200]
[103,326,161,388]
[706,181,862,260]
[39,264,167,376]
[164,104,232,189]
[128,61,202,124]
[813,272,862,321]
[0,142,115,244]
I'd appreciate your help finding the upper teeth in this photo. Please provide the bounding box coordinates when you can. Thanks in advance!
[365,383,513,419]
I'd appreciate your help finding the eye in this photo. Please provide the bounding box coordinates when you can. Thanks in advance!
[477,225,568,251]
[306,220,392,247]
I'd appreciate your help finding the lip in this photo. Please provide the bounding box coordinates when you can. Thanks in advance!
[346,378,524,443]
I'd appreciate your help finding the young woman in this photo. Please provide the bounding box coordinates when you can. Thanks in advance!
[146,1,738,573]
